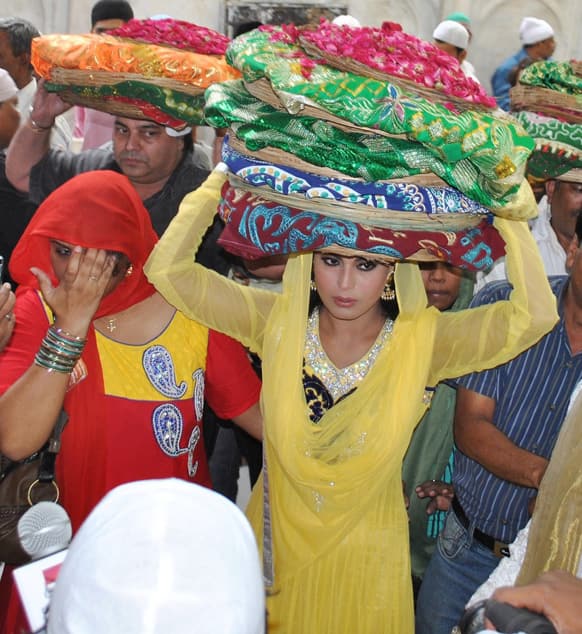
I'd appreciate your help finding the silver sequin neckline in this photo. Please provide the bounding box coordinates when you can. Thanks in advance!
[305,308,394,401]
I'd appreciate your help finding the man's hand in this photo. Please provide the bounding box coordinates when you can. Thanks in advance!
[490,571,582,634]
[415,480,454,514]
[29,78,71,128]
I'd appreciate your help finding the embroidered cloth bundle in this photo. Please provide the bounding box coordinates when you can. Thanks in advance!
[510,61,582,183]
[207,21,540,270]
[31,18,241,130]
[511,60,582,123]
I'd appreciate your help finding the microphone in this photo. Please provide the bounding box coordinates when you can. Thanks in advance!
[17,501,72,560]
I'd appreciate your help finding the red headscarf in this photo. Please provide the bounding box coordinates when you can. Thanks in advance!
[10,169,157,314]
[10,170,159,530]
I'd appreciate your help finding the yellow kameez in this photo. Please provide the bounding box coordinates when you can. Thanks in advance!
[145,171,558,633]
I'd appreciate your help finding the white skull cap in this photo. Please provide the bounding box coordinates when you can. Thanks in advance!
[433,20,469,50]
[47,478,265,634]
[519,17,554,45]
[165,125,192,137]
[332,14,361,28]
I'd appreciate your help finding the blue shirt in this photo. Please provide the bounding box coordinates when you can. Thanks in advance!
[454,276,582,542]
[490,48,529,111]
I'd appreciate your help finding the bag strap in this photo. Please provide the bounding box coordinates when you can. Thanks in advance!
[38,409,68,483]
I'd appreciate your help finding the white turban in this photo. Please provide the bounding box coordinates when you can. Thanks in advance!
[0,68,17,102]
[47,479,265,634]
[519,17,554,45]
[433,20,469,50]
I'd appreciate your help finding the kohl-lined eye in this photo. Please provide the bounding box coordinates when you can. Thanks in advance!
[51,241,72,257]
[356,258,377,271]
[321,255,341,266]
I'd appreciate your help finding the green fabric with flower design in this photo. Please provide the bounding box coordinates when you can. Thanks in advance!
[220,28,533,206]
[206,80,524,209]
[518,61,582,95]
[515,111,582,179]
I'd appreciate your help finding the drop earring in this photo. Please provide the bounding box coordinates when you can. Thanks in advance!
[381,270,395,301]
[310,279,317,292]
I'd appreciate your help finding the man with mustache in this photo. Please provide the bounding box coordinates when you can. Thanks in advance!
[476,174,582,290]
[6,83,220,263]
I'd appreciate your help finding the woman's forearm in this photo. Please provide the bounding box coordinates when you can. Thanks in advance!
[432,216,558,382]
[0,364,69,459]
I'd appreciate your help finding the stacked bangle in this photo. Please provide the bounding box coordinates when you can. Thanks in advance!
[34,326,86,374]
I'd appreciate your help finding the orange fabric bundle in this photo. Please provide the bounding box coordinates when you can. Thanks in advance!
[32,33,241,90]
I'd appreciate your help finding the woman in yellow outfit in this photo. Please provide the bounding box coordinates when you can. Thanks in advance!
[145,170,557,633]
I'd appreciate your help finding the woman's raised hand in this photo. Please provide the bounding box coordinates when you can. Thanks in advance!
[31,247,116,337]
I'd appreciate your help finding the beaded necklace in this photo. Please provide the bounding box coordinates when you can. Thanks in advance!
[304,308,394,401]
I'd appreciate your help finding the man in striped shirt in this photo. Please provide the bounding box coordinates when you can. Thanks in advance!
[415,215,582,634]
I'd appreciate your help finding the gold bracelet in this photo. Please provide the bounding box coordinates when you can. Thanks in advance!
[28,117,52,133]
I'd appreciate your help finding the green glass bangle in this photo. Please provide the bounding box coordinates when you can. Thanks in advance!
[39,339,81,359]
[34,355,74,374]
[36,347,77,367]
[48,326,86,349]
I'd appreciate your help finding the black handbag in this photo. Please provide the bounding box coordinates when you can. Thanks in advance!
[0,409,68,565]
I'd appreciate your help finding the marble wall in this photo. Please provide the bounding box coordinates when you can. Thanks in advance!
[2,0,580,94]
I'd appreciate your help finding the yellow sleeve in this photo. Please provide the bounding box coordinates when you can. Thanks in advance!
[144,169,276,355]
[430,214,559,383]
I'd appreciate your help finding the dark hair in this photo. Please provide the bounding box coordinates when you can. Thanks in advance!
[308,255,400,321]
[508,56,535,87]
[0,17,40,56]
[434,38,464,56]
[575,210,582,243]
[524,36,553,50]
[182,131,193,154]
[91,0,134,28]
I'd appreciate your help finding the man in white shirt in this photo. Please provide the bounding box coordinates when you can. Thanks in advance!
[0,17,72,150]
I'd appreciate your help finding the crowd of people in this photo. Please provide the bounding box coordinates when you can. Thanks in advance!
[0,2,580,634]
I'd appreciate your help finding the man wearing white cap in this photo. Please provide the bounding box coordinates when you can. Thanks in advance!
[332,14,361,28]
[432,20,479,83]
[491,16,555,111]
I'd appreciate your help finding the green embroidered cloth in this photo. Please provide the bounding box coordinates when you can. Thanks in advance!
[519,61,582,95]
[206,80,527,209]
[216,28,534,207]
[516,111,582,180]
[46,80,206,126]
